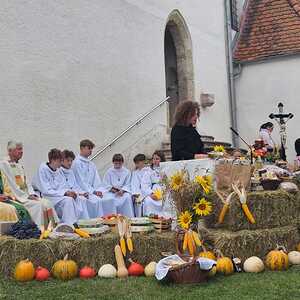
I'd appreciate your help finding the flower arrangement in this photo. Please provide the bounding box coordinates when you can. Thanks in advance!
[164,169,214,256]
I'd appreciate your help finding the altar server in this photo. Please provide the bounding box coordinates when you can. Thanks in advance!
[141,150,165,216]
[131,154,149,217]
[0,141,58,227]
[72,139,116,217]
[32,149,88,225]
[103,154,134,217]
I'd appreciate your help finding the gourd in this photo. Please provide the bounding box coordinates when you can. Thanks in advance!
[266,246,289,271]
[114,245,128,278]
[35,266,50,281]
[199,245,216,261]
[14,259,35,282]
[79,266,96,279]
[98,264,117,278]
[243,256,264,273]
[128,259,144,276]
[216,251,234,275]
[288,251,300,265]
[208,266,217,277]
[144,262,157,277]
[52,254,78,280]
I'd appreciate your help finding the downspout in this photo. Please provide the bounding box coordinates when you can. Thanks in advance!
[224,0,238,147]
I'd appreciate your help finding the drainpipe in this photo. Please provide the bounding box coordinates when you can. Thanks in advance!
[224,0,238,147]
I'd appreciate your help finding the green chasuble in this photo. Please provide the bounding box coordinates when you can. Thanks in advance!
[0,171,31,221]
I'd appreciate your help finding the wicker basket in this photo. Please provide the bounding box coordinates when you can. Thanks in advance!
[166,259,209,284]
[260,179,282,190]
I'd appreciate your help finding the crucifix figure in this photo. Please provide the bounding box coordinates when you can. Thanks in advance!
[269,103,294,161]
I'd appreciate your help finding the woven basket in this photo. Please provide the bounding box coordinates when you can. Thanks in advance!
[166,259,209,284]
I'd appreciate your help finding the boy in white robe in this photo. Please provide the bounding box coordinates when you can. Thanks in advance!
[103,154,134,217]
[130,154,149,217]
[0,141,59,227]
[32,149,88,225]
[141,151,165,216]
[72,139,116,217]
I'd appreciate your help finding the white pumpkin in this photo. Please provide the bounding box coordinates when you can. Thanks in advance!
[98,264,117,278]
[243,256,264,273]
[288,251,300,265]
[144,262,157,277]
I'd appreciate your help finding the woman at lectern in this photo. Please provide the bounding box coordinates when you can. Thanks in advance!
[171,101,206,161]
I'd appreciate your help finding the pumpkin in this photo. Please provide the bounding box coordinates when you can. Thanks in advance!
[128,259,144,276]
[208,266,217,277]
[243,256,264,273]
[199,250,216,261]
[266,246,289,271]
[98,264,117,278]
[288,251,300,265]
[115,245,128,278]
[35,266,50,281]
[79,266,96,279]
[144,262,157,277]
[14,259,35,282]
[52,254,78,280]
[216,251,234,276]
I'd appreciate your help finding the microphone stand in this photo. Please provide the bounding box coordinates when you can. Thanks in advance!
[230,127,254,165]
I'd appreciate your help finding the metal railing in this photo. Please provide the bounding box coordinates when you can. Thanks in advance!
[90,96,170,161]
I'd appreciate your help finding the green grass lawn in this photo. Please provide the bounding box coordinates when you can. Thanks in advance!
[1,267,300,300]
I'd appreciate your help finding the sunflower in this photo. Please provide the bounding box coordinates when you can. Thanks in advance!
[213,145,225,153]
[170,171,185,191]
[193,198,212,216]
[178,211,193,229]
[194,175,212,194]
[153,188,163,200]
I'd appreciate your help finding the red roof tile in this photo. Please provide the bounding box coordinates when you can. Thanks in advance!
[233,0,300,62]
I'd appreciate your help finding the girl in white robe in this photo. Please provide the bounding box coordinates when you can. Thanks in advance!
[141,151,165,216]
[103,154,134,217]
[130,154,149,217]
[32,150,88,225]
[72,155,116,217]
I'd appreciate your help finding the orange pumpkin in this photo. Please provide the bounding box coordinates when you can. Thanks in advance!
[14,259,35,282]
[52,254,78,280]
[199,246,216,261]
[216,251,234,275]
[266,246,289,271]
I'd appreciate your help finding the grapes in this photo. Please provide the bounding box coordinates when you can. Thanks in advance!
[8,220,41,239]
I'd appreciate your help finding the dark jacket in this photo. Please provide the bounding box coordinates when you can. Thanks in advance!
[171,124,205,161]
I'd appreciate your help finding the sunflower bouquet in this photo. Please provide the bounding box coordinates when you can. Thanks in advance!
[164,169,214,256]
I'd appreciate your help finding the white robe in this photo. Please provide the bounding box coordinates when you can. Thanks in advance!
[32,163,88,225]
[0,160,59,227]
[131,167,149,217]
[141,167,163,216]
[103,166,134,217]
[72,155,116,217]
[259,129,275,149]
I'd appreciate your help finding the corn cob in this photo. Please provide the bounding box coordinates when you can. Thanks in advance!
[182,232,188,251]
[218,203,230,224]
[242,203,255,224]
[126,237,133,253]
[120,237,127,256]
[187,231,195,256]
[192,231,202,247]
[74,228,90,238]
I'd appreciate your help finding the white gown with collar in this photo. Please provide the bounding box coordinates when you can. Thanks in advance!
[72,155,116,217]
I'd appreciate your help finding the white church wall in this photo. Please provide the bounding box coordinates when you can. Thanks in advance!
[235,56,299,162]
[0,0,231,179]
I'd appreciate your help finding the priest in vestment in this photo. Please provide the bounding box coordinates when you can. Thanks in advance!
[72,139,116,217]
[32,149,88,225]
[103,154,134,217]
[0,141,58,226]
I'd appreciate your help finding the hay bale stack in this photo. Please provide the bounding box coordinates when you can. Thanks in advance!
[205,190,300,231]
[202,225,299,261]
[0,232,175,277]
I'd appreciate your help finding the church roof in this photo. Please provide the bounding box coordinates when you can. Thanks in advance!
[233,0,300,63]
